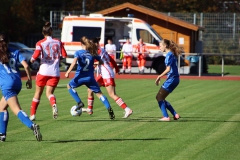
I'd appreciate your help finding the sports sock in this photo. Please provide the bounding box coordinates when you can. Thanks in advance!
[30,98,39,116]
[68,88,81,104]
[165,100,177,116]
[0,111,9,135]
[48,94,56,107]
[158,100,169,117]
[99,95,111,109]
[17,110,34,129]
[115,97,127,109]
[88,97,94,110]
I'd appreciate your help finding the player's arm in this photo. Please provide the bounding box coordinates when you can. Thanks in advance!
[31,43,42,63]
[21,60,32,89]
[65,57,77,78]
[155,66,170,86]
[61,42,68,59]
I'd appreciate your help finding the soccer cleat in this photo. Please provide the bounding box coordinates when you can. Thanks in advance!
[173,114,181,120]
[29,115,36,121]
[82,108,93,115]
[31,124,42,142]
[0,134,6,142]
[122,109,133,118]
[158,117,170,121]
[52,104,58,119]
[75,102,84,111]
[108,107,115,120]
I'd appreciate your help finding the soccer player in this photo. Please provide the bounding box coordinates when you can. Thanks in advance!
[65,36,115,120]
[29,22,67,121]
[121,39,133,74]
[83,37,133,118]
[105,39,116,68]
[0,32,42,142]
[155,39,181,121]
[134,38,150,74]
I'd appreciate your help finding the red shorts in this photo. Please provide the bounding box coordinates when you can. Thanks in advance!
[36,74,60,87]
[96,76,116,87]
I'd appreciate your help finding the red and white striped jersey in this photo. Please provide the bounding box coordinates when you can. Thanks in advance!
[32,36,67,77]
[97,48,119,79]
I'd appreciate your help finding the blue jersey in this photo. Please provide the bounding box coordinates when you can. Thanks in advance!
[165,51,179,78]
[74,50,101,76]
[0,50,25,90]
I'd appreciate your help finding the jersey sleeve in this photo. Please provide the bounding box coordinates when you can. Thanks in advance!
[32,41,42,60]
[60,42,67,58]
[15,50,26,63]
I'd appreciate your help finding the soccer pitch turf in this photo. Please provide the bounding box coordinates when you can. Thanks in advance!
[0,79,240,160]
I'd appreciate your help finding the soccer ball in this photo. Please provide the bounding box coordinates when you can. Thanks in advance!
[70,105,82,116]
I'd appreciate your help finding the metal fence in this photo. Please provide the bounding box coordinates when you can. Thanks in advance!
[50,11,240,55]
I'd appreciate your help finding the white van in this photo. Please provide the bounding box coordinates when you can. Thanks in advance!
[61,14,170,74]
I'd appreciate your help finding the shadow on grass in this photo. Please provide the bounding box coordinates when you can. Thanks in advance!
[51,137,168,143]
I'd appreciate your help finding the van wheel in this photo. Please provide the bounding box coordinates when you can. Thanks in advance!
[151,56,166,74]
[155,63,166,74]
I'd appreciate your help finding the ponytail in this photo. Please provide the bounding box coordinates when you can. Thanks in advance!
[0,33,10,64]
[161,39,183,57]
[80,36,98,56]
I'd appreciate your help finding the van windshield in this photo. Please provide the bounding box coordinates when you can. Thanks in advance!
[72,26,101,41]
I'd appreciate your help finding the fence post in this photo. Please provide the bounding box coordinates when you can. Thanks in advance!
[233,13,236,40]
[222,55,224,77]
[199,55,201,77]
[50,11,53,25]
[193,13,196,25]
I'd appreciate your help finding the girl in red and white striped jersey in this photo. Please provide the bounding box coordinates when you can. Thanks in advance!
[29,22,67,121]
[83,37,133,118]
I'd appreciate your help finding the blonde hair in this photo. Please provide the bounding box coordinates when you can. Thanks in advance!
[80,36,98,56]
[161,39,183,57]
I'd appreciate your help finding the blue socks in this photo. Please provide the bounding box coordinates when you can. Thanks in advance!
[0,111,9,135]
[99,95,111,109]
[68,88,81,104]
[165,101,177,116]
[17,110,33,129]
[158,100,169,117]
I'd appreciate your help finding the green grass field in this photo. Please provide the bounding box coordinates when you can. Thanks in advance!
[0,79,240,160]
[208,65,240,76]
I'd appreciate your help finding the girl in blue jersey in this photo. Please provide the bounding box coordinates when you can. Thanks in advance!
[0,33,42,141]
[65,36,115,120]
[155,39,181,121]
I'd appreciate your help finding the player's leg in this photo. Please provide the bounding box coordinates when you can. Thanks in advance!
[156,87,170,121]
[46,77,60,119]
[6,95,42,141]
[0,97,9,142]
[104,78,133,118]
[162,78,180,120]
[30,74,45,120]
[84,88,94,115]
[87,79,115,120]
[67,77,85,110]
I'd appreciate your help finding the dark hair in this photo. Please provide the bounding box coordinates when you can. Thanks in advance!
[0,32,10,64]
[161,39,183,57]
[42,21,52,36]
[80,36,98,56]
[92,37,101,44]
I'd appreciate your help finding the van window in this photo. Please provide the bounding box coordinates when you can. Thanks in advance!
[136,29,156,44]
[72,27,101,41]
